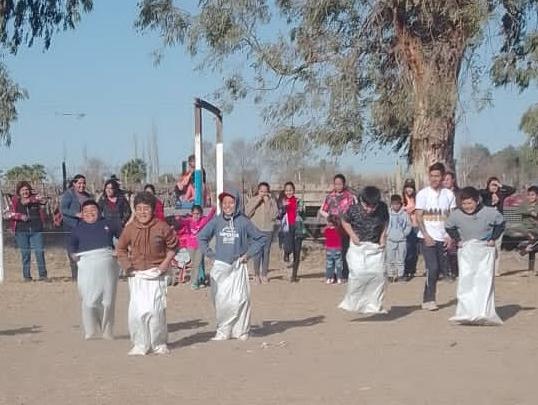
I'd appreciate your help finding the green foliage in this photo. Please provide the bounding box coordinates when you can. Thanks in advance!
[0,1,93,146]
[520,104,538,148]
[4,163,47,183]
[0,63,27,145]
[120,158,147,184]
[136,1,537,169]
[0,0,93,54]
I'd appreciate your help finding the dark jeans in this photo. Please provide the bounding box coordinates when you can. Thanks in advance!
[284,225,303,281]
[421,240,448,303]
[405,228,419,275]
[253,231,274,277]
[15,231,47,279]
[325,248,343,280]
[340,232,350,279]
[64,228,78,281]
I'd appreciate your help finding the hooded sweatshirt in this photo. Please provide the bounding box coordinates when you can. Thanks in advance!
[387,207,412,242]
[198,189,267,265]
[116,217,178,271]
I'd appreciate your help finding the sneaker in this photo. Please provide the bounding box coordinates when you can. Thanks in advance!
[237,333,249,341]
[38,277,51,283]
[152,344,170,355]
[191,283,200,290]
[421,301,439,311]
[325,278,334,284]
[211,333,229,341]
[23,278,33,282]
[128,346,148,356]
[336,279,343,284]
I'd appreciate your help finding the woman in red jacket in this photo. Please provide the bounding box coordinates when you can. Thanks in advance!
[9,181,49,281]
[144,184,165,221]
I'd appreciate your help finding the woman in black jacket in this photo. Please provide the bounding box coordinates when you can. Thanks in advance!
[98,179,131,234]
[479,176,516,276]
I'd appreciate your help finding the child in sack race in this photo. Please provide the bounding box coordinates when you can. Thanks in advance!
[69,200,121,340]
[116,192,178,355]
[445,187,505,326]
[338,186,389,315]
[197,189,267,341]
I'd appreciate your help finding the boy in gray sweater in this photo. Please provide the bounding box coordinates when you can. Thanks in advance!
[445,187,505,245]
[386,195,412,281]
[444,187,505,325]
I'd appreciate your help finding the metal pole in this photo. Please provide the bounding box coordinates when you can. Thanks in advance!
[215,115,224,214]
[194,98,223,214]
[0,174,4,283]
[194,102,203,206]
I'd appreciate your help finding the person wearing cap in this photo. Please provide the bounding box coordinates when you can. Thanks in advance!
[198,189,267,341]
[402,178,419,280]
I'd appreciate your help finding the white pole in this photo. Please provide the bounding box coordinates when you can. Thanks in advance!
[216,142,224,214]
[0,179,4,283]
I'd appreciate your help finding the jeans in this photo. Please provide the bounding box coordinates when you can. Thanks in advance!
[283,225,303,281]
[187,248,206,286]
[405,228,419,275]
[325,248,343,280]
[340,233,350,280]
[252,231,274,277]
[385,240,407,278]
[65,228,78,281]
[421,240,448,303]
[15,231,47,279]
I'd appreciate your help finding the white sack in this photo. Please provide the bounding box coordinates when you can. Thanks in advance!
[450,240,502,326]
[76,248,119,339]
[339,242,386,314]
[128,268,168,352]
[210,260,251,339]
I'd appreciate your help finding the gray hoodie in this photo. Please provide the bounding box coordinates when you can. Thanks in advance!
[198,189,267,265]
[387,208,412,242]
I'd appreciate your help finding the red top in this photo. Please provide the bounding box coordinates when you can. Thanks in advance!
[155,198,165,221]
[324,226,342,249]
[286,196,298,226]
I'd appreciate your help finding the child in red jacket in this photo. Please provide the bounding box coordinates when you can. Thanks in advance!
[324,215,343,284]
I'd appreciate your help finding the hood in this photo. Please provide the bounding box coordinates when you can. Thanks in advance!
[218,188,242,218]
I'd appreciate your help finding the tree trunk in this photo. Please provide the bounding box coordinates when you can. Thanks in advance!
[394,11,464,187]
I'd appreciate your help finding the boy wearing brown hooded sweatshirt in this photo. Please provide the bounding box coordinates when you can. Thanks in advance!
[116,192,177,356]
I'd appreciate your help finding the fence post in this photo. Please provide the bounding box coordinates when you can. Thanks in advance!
[0,179,4,283]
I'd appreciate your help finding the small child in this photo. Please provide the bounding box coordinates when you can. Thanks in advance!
[175,205,216,289]
[386,195,412,281]
[69,200,121,340]
[323,215,343,284]
[198,190,266,341]
[445,187,505,325]
[516,185,538,256]
[116,192,178,355]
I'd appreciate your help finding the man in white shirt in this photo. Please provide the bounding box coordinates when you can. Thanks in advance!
[416,162,456,311]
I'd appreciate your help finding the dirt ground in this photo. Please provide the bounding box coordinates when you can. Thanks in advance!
[1,243,538,405]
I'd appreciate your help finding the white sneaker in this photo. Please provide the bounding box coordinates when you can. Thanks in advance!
[128,346,148,356]
[421,301,439,311]
[237,333,249,341]
[152,344,170,355]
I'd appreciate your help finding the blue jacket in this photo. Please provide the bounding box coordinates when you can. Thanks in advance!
[198,189,267,265]
[60,188,93,229]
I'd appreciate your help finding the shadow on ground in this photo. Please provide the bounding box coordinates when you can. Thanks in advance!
[0,325,41,336]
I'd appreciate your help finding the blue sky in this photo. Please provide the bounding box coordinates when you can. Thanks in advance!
[1,1,536,179]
